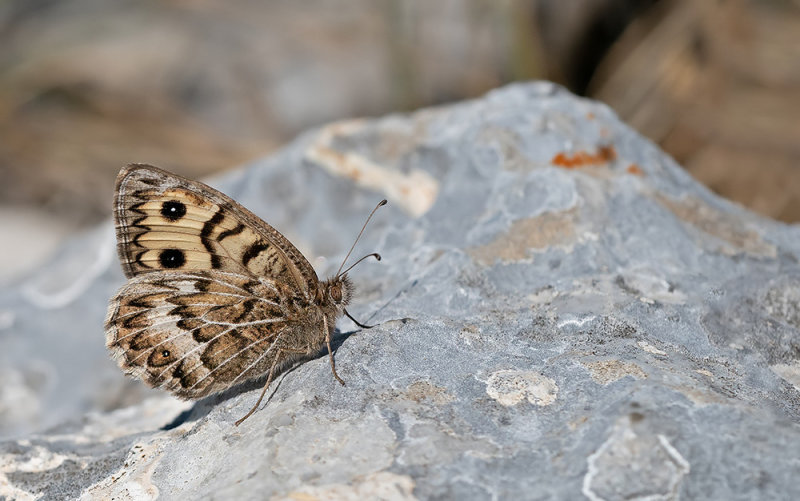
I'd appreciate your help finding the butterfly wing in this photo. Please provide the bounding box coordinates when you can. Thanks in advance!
[105,270,302,399]
[113,164,318,297]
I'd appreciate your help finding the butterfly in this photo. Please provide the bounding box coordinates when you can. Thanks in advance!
[105,164,384,425]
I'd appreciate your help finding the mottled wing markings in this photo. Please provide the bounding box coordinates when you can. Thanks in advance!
[114,164,319,296]
[242,241,269,267]
[105,270,305,399]
[119,187,287,280]
[201,210,226,269]
[181,328,286,394]
[218,223,246,241]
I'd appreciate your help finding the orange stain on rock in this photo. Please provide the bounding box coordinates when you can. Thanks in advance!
[626,164,643,176]
[551,145,617,169]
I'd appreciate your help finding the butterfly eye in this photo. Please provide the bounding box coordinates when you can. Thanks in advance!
[330,284,342,302]
[161,200,187,221]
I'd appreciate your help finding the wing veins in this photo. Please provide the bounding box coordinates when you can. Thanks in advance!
[186,329,286,391]
[154,323,242,379]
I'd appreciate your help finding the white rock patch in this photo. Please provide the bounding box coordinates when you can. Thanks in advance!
[486,369,558,407]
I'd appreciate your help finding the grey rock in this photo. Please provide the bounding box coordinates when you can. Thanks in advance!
[2,81,800,500]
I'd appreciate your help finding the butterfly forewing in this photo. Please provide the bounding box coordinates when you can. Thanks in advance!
[114,164,320,296]
[106,270,298,398]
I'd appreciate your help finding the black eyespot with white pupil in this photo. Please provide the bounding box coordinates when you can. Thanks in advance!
[161,200,186,221]
[162,350,170,358]
[159,249,185,268]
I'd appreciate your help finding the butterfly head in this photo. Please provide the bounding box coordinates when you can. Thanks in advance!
[324,274,354,308]
[323,199,386,328]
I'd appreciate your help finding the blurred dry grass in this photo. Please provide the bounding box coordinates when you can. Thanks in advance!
[591,0,800,222]
[0,0,797,234]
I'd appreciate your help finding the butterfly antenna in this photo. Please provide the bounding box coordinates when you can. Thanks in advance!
[336,199,387,277]
[340,252,381,277]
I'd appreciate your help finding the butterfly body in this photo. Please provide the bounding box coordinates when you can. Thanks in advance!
[105,164,362,422]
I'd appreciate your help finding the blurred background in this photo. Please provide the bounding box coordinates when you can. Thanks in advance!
[0,0,798,283]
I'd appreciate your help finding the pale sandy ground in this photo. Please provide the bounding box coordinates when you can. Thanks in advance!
[0,207,78,284]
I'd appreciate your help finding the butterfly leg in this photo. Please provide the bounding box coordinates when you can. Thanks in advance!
[235,349,285,426]
[324,315,345,386]
[235,346,309,426]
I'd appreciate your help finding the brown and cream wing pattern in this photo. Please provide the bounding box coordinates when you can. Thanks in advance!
[113,164,318,296]
[105,270,298,399]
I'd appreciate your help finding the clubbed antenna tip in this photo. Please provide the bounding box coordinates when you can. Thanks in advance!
[335,200,387,277]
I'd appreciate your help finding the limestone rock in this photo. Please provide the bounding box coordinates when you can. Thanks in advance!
[2,82,799,500]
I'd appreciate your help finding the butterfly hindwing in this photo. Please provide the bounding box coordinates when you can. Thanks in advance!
[113,164,319,296]
[105,270,303,399]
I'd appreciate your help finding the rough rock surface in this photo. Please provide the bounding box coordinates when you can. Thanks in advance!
[2,82,800,500]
